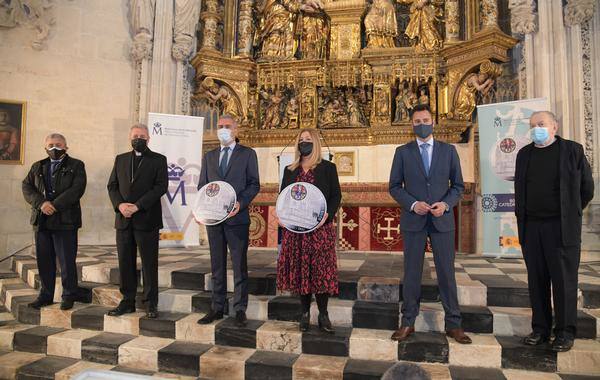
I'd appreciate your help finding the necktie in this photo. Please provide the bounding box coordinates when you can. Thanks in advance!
[220,147,229,177]
[420,143,430,175]
[50,161,59,175]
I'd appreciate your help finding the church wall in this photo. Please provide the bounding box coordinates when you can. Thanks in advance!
[0,0,135,258]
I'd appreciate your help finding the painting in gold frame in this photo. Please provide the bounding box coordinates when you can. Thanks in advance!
[334,151,355,176]
[0,99,26,165]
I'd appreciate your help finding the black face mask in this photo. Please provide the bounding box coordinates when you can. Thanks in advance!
[298,142,313,157]
[413,124,433,139]
[131,138,148,152]
[46,148,65,160]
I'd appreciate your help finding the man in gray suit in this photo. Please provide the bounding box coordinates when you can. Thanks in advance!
[197,115,260,327]
[389,104,471,344]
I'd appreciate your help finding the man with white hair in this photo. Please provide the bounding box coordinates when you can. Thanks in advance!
[22,133,88,310]
[515,110,594,352]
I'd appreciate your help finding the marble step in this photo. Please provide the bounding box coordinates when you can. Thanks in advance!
[11,254,600,309]
[2,321,600,378]
[3,277,600,341]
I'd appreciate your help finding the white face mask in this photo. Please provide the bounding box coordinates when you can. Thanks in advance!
[217,128,232,144]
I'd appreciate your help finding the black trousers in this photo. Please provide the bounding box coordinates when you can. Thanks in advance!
[116,226,159,307]
[522,217,580,338]
[206,223,249,313]
[34,229,79,302]
[402,217,461,330]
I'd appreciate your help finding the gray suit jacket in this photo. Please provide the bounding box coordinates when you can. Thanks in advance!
[197,144,260,225]
[389,140,464,232]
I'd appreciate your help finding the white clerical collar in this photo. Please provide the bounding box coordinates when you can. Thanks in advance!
[134,151,142,156]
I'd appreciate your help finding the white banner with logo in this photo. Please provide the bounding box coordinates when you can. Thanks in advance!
[476,98,549,257]
[147,113,204,247]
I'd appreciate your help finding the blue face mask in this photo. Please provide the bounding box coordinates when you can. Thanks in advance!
[530,127,549,145]
[413,124,433,139]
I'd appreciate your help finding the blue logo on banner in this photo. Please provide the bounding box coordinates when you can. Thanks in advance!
[152,122,163,135]
[482,193,515,212]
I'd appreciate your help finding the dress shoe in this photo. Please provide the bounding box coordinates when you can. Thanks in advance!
[60,299,74,310]
[197,309,224,324]
[523,332,550,346]
[107,303,136,316]
[235,311,247,327]
[391,326,415,342]
[551,335,574,352]
[27,299,53,310]
[446,328,472,344]
[318,312,335,334]
[299,312,310,332]
[146,305,158,319]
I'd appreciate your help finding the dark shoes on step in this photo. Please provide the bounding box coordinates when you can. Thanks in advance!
[235,311,247,327]
[27,298,54,310]
[197,309,224,324]
[107,303,136,316]
[318,312,335,334]
[523,332,550,346]
[299,312,310,332]
[523,332,573,352]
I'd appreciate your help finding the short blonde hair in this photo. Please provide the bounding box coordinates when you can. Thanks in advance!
[287,128,323,171]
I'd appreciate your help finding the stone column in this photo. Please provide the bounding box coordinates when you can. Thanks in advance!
[445,0,460,43]
[148,0,176,114]
[200,0,222,52]
[480,0,499,30]
[508,0,537,99]
[129,0,156,123]
[173,0,201,115]
[237,0,254,58]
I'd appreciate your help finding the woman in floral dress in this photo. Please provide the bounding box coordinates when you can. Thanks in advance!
[276,128,342,333]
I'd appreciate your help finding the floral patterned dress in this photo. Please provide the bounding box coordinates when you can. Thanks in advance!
[277,169,339,295]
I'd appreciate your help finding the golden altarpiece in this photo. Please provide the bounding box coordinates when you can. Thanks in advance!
[190,0,518,252]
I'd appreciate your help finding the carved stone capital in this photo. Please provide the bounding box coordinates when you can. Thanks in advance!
[131,32,153,62]
[564,0,598,27]
[508,0,538,35]
[0,0,58,50]
[172,34,194,61]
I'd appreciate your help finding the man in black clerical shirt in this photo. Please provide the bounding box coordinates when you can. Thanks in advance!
[107,124,168,319]
[514,111,594,352]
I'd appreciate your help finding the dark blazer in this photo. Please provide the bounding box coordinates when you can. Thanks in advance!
[197,144,260,225]
[22,155,87,231]
[280,159,342,224]
[389,140,464,232]
[107,149,168,231]
[514,136,594,246]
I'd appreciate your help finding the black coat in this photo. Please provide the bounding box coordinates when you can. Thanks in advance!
[22,155,87,231]
[514,136,594,246]
[280,159,342,224]
[107,149,168,231]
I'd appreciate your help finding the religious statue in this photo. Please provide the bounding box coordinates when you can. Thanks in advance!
[394,87,408,122]
[346,92,367,127]
[401,0,443,51]
[0,109,18,160]
[261,89,285,129]
[298,6,329,59]
[364,0,398,48]
[199,77,241,119]
[418,88,429,105]
[285,96,299,128]
[255,0,325,61]
[452,60,502,120]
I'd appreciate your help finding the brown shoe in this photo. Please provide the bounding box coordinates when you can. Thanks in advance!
[446,328,472,344]
[391,326,415,342]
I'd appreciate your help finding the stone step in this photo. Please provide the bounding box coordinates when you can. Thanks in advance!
[3,277,600,340]
[1,320,599,378]
[10,254,600,309]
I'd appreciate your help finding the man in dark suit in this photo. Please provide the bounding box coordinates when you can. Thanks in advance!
[389,104,470,344]
[515,110,594,352]
[107,124,168,318]
[197,114,260,327]
[22,133,88,310]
